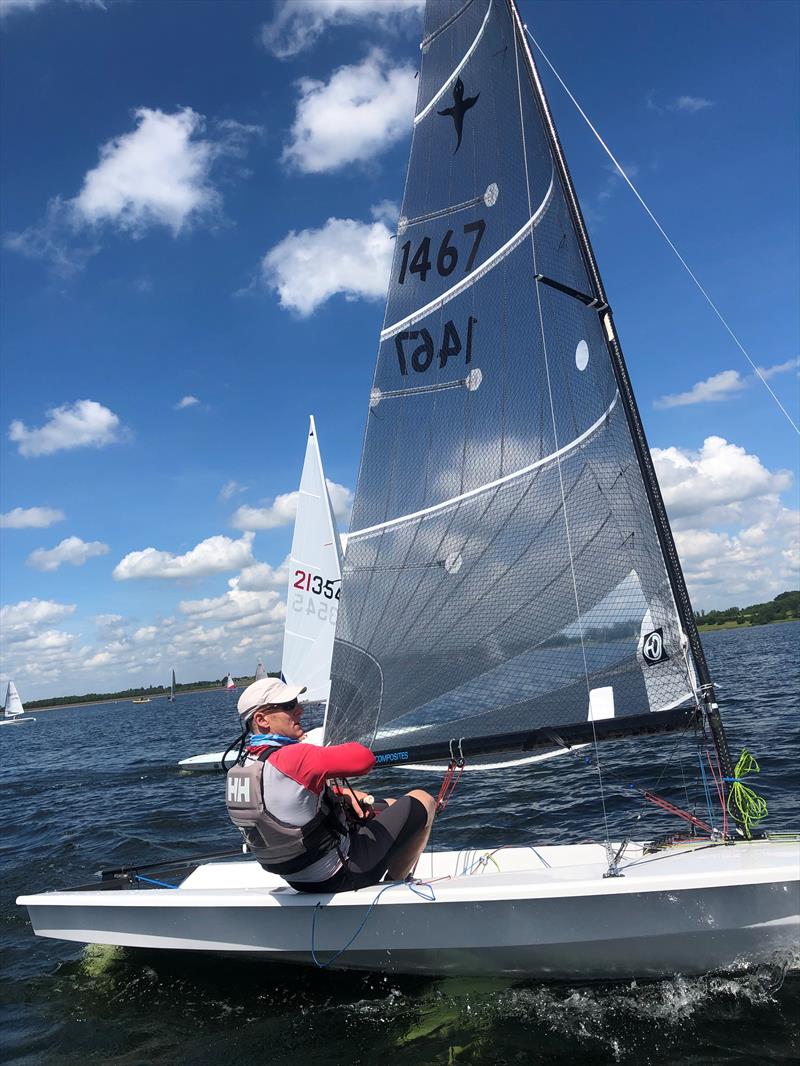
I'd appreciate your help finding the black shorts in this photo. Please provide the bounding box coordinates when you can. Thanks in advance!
[287,795,427,894]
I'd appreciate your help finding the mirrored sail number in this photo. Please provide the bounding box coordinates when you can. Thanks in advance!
[397,220,485,285]
[293,569,340,599]
[395,316,476,376]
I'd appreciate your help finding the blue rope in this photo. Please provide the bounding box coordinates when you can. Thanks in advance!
[310,879,436,969]
[134,874,179,889]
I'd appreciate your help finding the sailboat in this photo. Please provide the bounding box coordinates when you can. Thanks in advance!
[224,673,236,692]
[254,660,267,682]
[166,670,176,702]
[177,417,344,769]
[0,681,36,726]
[18,0,798,978]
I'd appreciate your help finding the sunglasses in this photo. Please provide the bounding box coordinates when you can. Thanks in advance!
[264,699,299,712]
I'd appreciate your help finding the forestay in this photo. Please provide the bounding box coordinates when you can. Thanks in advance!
[282,417,344,705]
[326,0,699,759]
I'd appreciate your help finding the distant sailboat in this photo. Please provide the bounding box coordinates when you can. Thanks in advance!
[225,673,236,692]
[254,660,266,682]
[0,681,36,726]
[167,670,176,702]
[179,416,343,769]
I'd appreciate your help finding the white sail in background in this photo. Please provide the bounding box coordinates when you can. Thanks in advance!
[168,670,176,701]
[254,660,266,682]
[4,681,24,718]
[281,416,344,705]
[225,673,235,691]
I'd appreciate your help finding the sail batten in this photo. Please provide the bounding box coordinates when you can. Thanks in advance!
[326,0,705,759]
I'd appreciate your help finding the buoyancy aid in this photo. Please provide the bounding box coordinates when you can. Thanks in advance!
[225,749,349,876]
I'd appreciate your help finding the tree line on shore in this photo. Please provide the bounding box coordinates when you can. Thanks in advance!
[694,590,799,629]
[25,672,280,710]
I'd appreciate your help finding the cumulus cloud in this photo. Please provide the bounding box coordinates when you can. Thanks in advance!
[1,598,76,641]
[113,531,256,580]
[5,109,260,274]
[283,50,416,173]
[26,536,110,572]
[261,0,423,59]
[0,506,65,529]
[230,480,353,530]
[653,436,792,520]
[8,399,122,457]
[72,107,220,235]
[757,357,800,380]
[0,0,106,16]
[652,437,798,607]
[175,395,200,410]
[262,214,393,315]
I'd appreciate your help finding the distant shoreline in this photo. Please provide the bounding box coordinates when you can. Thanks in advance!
[696,617,798,633]
[27,685,237,714]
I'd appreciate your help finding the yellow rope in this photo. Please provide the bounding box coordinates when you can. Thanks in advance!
[727,749,768,838]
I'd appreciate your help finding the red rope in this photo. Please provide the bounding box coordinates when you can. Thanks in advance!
[436,759,464,813]
[641,789,714,836]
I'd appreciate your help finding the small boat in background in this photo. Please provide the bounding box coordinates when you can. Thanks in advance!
[224,673,236,692]
[166,669,176,702]
[0,681,36,726]
[131,696,151,705]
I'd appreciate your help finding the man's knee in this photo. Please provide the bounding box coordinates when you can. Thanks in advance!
[407,789,437,824]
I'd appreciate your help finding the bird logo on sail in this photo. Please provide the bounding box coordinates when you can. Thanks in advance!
[438,78,479,153]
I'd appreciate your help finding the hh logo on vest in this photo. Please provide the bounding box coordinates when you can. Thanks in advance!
[227,776,250,804]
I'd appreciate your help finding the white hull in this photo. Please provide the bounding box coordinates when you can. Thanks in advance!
[18,838,799,979]
[0,715,36,726]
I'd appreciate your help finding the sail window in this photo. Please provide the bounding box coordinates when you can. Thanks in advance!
[465,367,482,391]
[576,339,589,371]
[588,687,615,721]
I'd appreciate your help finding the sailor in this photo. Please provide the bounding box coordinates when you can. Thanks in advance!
[225,677,436,893]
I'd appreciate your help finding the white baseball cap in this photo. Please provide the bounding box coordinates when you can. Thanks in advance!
[237,677,307,728]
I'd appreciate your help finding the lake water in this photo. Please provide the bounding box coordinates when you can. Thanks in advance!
[1,623,798,1065]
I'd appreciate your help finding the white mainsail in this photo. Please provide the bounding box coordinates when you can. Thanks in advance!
[225,673,235,691]
[4,681,24,718]
[254,660,266,682]
[281,415,344,706]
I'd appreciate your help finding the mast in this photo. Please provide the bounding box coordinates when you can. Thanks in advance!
[507,0,734,782]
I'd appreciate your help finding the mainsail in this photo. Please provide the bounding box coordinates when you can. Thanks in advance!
[4,681,24,718]
[326,0,714,764]
[281,416,344,705]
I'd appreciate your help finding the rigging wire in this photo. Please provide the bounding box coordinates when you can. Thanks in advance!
[511,21,614,858]
[523,25,799,437]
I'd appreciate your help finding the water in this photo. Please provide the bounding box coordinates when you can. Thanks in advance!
[1,624,798,1065]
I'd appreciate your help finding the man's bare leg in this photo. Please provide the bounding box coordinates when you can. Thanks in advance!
[385,789,437,880]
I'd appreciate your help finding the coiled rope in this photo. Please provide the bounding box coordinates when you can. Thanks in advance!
[725,749,768,838]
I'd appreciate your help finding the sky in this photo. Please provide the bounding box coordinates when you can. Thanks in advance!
[1,0,798,702]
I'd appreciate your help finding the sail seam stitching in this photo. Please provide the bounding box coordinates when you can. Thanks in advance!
[350,392,618,539]
[380,173,554,341]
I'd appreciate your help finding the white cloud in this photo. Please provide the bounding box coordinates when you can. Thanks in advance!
[757,357,800,380]
[4,109,259,274]
[0,506,65,529]
[219,480,246,502]
[230,479,353,530]
[261,0,423,59]
[8,399,122,457]
[175,395,200,410]
[26,536,110,572]
[655,369,747,409]
[669,95,714,113]
[1,598,76,642]
[113,531,256,581]
[262,214,393,315]
[232,558,290,591]
[652,437,798,608]
[653,436,792,520]
[283,50,416,173]
[73,107,219,235]
[0,0,48,15]
[655,361,799,409]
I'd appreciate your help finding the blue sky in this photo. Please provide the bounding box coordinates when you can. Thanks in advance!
[1,0,797,701]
